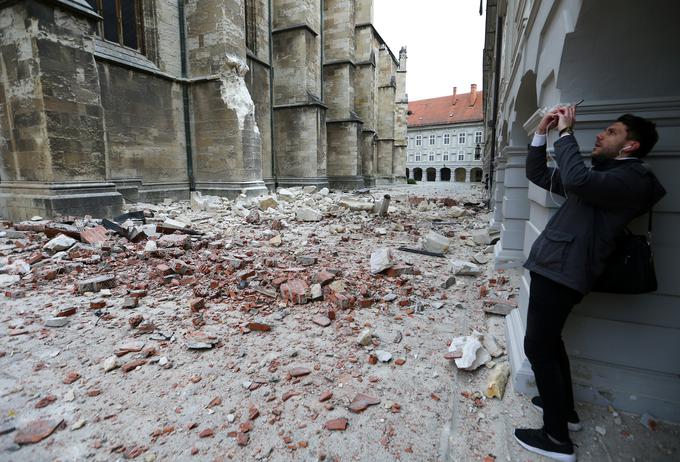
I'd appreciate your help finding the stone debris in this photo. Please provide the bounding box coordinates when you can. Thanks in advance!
[357,329,372,346]
[484,362,510,399]
[43,234,77,252]
[295,207,322,222]
[370,248,394,274]
[450,260,482,276]
[0,184,544,461]
[449,334,492,371]
[422,231,450,254]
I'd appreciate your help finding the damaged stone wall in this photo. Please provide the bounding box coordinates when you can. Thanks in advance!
[185,0,266,197]
[0,0,406,221]
[0,0,123,220]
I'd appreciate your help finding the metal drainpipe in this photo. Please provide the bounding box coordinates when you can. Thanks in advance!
[178,0,195,191]
[269,0,277,188]
[320,0,324,101]
[488,15,503,208]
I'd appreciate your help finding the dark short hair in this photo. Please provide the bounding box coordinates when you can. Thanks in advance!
[617,114,658,158]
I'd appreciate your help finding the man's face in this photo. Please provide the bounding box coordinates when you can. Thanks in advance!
[592,122,629,157]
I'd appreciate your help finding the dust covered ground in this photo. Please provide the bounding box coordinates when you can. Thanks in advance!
[1,182,678,462]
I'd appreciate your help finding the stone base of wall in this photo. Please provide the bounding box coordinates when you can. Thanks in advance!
[362,175,376,187]
[196,180,268,199]
[0,182,124,221]
[110,179,191,204]
[276,176,330,189]
[328,175,365,191]
[373,176,394,185]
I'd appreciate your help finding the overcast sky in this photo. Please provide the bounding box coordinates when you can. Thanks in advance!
[374,0,485,102]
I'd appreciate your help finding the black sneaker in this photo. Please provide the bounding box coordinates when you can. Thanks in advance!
[514,428,576,462]
[531,396,583,431]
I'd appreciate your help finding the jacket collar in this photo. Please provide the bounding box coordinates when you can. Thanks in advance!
[591,154,642,170]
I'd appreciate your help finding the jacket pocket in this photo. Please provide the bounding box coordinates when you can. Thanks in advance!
[535,229,575,272]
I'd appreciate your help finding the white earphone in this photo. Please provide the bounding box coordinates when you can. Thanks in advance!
[622,145,633,152]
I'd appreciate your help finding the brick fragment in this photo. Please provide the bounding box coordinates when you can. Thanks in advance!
[324,418,348,431]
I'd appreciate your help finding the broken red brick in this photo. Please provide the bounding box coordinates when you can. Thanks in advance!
[280,279,309,304]
[246,322,271,332]
[206,397,222,408]
[236,432,249,446]
[239,421,253,433]
[128,314,144,328]
[348,393,380,413]
[282,390,300,402]
[324,418,348,431]
[237,269,256,280]
[394,358,406,366]
[318,390,333,402]
[86,389,101,397]
[288,367,311,378]
[312,270,335,286]
[189,297,205,312]
[248,407,260,420]
[35,395,57,408]
[14,418,63,445]
[121,359,147,373]
[80,225,108,245]
[56,307,76,317]
[198,428,214,438]
[90,299,107,309]
[63,371,81,384]
[367,354,378,365]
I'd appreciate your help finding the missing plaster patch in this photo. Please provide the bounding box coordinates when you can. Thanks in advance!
[219,53,259,133]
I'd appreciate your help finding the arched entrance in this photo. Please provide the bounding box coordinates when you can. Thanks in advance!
[426,168,436,182]
[440,168,451,181]
[454,168,466,182]
[405,168,410,179]
[470,168,483,182]
[413,168,422,181]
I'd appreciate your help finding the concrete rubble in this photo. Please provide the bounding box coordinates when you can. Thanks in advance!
[1,183,677,461]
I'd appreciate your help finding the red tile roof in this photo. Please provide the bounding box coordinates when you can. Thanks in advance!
[407,90,483,127]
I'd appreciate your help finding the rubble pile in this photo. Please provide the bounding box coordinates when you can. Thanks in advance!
[0,185,521,461]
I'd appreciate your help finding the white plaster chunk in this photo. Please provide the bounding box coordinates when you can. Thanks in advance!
[338,198,374,212]
[445,206,466,218]
[449,260,482,276]
[481,334,504,358]
[370,248,394,274]
[449,335,492,371]
[296,207,322,222]
[422,231,450,253]
[144,240,157,253]
[277,188,298,202]
[44,234,76,252]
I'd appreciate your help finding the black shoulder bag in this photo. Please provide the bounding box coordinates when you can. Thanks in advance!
[592,211,658,294]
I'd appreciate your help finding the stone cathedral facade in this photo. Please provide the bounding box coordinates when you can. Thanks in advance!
[0,0,407,220]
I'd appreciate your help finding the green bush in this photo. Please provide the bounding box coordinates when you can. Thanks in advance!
[407,178,417,184]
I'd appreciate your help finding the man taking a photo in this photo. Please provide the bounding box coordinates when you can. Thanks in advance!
[514,106,666,462]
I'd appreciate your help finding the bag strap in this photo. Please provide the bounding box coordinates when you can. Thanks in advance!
[647,207,653,243]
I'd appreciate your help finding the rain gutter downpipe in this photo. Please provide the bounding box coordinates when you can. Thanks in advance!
[178,0,196,191]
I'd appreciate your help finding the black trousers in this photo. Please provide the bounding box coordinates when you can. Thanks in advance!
[524,271,584,441]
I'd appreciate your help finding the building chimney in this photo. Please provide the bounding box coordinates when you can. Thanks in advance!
[452,86,457,105]
[470,84,477,105]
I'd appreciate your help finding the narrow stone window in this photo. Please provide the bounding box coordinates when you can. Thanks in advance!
[416,135,422,146]
[89,0,144,53]
[415,155,421,161]
[245,0,257,52]
[429,154,434,161]
[443,153,449,161]
[458,132,466,144]
[443,133,450,145]
[475,130,483,144]
[429,134,436,145]
[458,152,465,161]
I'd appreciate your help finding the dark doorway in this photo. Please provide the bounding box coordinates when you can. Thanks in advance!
[440,168,451,181]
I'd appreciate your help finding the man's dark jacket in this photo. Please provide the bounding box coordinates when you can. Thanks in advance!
[524,134,666,294]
